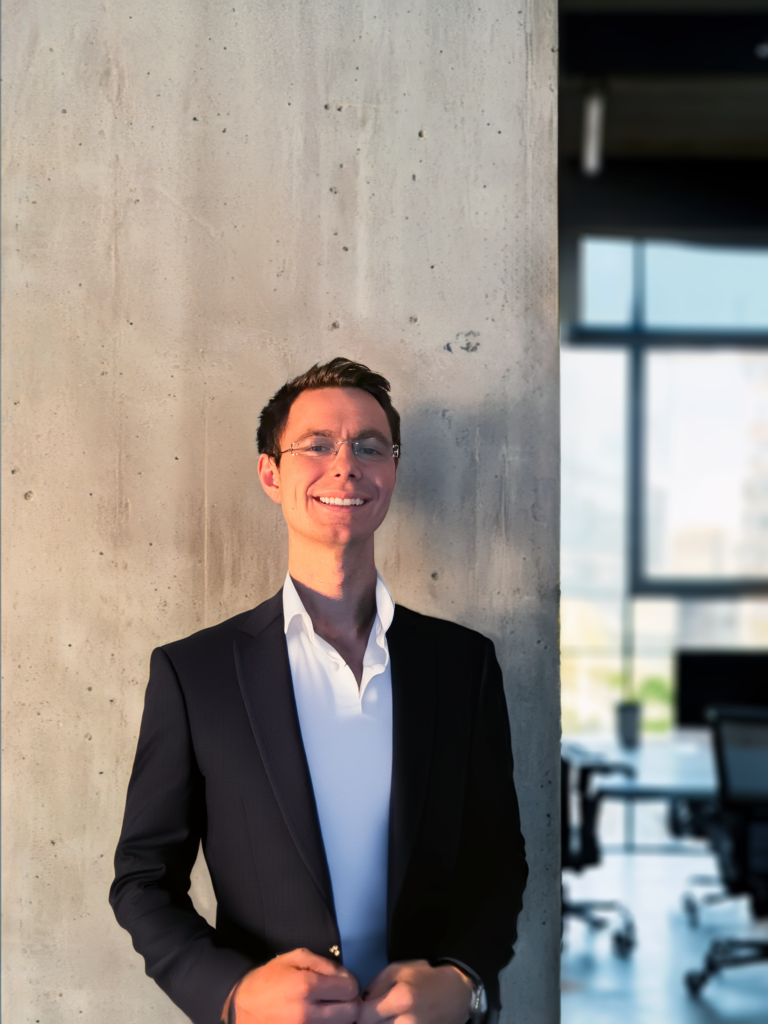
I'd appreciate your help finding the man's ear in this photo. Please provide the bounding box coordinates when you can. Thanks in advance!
[257,452,283,505]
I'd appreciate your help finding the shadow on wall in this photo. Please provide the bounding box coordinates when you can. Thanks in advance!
[381,395,555,606]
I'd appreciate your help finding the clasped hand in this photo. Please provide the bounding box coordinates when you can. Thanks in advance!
[229,948,473,1024]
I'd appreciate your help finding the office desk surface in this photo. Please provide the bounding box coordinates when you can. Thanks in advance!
[563,729,717,801]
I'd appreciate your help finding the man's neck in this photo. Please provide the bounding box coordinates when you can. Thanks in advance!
[288,538,378,648]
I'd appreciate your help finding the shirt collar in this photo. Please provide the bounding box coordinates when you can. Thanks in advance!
[282,571,395,641]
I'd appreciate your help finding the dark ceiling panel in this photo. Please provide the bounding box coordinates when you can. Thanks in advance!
[560,159,768,232]
[561,13,768,75]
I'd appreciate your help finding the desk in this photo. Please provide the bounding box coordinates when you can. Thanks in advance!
[563,730,718,852]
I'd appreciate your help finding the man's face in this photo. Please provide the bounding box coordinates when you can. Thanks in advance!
[258,387,398,552]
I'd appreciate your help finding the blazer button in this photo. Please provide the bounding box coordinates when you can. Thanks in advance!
[329,945,340,957]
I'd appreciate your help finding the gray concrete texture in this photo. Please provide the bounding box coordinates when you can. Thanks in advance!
[2,1,559,1020]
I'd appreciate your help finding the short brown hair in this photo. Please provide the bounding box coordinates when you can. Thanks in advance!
[257,357,401,464]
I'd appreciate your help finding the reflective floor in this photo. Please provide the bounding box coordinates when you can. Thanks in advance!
[561,806,768,1024]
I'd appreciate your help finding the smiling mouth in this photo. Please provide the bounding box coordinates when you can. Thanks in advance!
[316,497,367,506]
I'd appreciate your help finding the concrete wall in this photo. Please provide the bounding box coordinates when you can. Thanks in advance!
[1,2,559,1021]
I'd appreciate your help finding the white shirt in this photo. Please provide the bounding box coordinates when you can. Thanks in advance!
[283,572,394,989]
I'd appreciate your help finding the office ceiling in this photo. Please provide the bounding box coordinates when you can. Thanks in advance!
[559,2,768,159]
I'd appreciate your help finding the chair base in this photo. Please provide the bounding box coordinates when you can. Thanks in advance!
[563,897,636,957]
[682,886,733,927]
[685,939,768,996]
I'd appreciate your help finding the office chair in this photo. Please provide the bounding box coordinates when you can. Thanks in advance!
[561,749,637,956]
[684,706,768,996]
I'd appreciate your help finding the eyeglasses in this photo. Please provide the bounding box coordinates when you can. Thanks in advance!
[280,436,400,462]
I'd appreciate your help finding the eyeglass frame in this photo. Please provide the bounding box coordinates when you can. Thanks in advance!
[279,437,401,460]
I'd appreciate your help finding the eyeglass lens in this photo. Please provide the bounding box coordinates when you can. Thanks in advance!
[292,437,395,461]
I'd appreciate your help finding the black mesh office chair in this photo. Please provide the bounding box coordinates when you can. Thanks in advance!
[561,749,636,956]
[685,706,768,996]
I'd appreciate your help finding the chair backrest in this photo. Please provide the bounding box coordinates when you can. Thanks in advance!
[708,706,768,913]
[561,756,601,871]
[711,706,768,808]
[560,749,634,871]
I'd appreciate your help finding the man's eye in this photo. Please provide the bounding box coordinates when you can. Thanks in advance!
[356,446,382,457]
[305,444,334,454]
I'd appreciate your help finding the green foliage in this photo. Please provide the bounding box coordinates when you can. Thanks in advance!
[638,675,673,733]
[638,675,672,704]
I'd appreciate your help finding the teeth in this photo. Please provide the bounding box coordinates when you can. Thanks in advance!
[318,497,365,506]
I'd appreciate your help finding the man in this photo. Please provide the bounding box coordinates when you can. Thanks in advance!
[110,358,528,1024]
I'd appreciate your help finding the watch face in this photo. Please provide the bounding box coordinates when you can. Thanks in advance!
[468,983,487,1022]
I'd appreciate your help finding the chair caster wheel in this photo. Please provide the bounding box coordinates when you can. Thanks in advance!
[685,971,706,997]
[613,930,635,957]
[683,895,699,927]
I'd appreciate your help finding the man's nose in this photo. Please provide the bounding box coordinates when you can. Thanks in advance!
[332,443,361,475]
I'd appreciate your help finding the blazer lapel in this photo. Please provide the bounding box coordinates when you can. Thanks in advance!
[386,606,437,925]
[233,592,335,917]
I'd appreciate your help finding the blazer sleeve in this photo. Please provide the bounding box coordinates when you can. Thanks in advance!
[109,647,257,1024]
[433,637,528,1007]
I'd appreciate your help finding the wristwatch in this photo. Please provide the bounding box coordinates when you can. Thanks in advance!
[468,978,488,1024]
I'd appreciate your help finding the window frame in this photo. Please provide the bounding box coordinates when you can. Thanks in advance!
[567,235,768,597]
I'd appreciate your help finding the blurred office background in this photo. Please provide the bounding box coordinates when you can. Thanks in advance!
[560,0,768,734]
[559,1,768,1021]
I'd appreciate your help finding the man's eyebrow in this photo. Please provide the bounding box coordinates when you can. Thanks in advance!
[290,428,392,443]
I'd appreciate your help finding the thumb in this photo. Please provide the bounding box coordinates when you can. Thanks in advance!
[363,963,398,999]
[286,947,357,981]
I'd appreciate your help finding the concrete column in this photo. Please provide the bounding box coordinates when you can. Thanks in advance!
[2,2,559,1021]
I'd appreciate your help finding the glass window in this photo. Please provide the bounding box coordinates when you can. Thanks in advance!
[564,235,768,736]
[577,236,768,333]
[645,242,768,331]
[645,351,768,580]
[561,348,627,733]
[578,237,635,328]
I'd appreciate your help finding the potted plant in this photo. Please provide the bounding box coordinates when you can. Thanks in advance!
[617,671,641,749]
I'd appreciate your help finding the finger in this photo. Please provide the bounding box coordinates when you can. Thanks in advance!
[363,963,399,998]
[285,947,357,980]
[363,982,414,1021]
[311,999,362,1024]
[308,971,360,1002]
[356,998,395,1024]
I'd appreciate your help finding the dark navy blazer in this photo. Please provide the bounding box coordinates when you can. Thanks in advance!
[110,591,528,1024]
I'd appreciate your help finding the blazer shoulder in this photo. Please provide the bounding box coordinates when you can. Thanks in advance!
[391,602,493,654]
[160,589,283,659]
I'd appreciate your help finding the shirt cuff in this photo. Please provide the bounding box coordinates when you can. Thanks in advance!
[434,956,483,989]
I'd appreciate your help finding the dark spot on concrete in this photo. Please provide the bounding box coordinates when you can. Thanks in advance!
[418,129,426,137]
[431,572,439,580]
[343,246,349,251]
[455,331,480,353]
[409,315,418,323]
[331,321,340,329]
[193,117,198,121]
[329,187,338,194]
[24,491,33,500]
